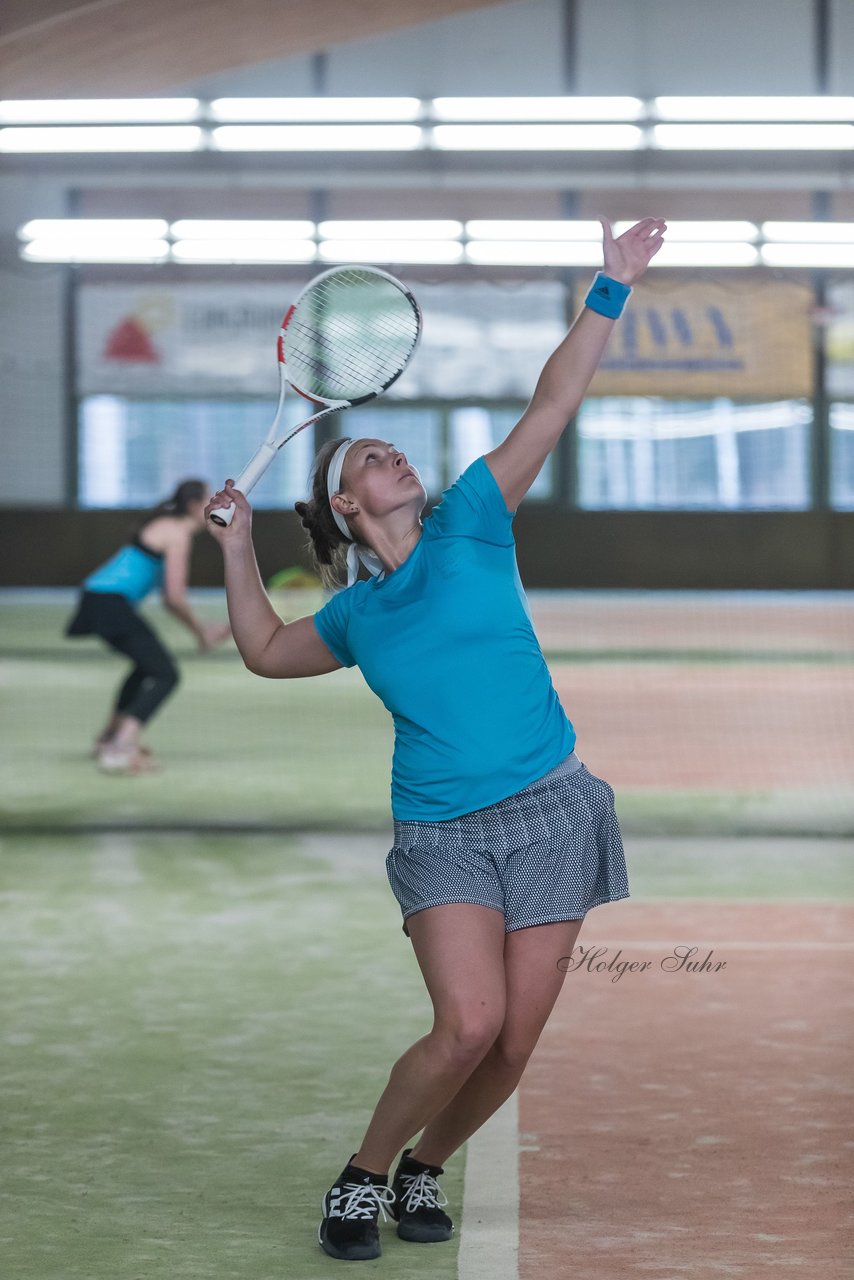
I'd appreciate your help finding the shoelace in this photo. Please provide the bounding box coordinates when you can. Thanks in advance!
[329,1179,397,1222]
[398,1169,450,1213]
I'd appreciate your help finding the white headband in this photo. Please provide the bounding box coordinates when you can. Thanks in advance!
[326,438,386,588]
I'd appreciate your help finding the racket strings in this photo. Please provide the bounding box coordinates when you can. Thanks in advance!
[290,306,418,357]
[288,341,403,397]
[287,320,417,391]
[284,268,420,402]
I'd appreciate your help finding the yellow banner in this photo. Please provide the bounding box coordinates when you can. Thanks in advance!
[587,277,813,399]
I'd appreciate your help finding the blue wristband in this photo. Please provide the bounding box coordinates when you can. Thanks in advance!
[585,271,632,319]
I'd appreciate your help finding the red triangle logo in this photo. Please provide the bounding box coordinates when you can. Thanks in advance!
[103,317,160,362]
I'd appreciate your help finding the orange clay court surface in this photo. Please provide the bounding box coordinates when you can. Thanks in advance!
[517,901,853,1280]
[511,595,853,1278]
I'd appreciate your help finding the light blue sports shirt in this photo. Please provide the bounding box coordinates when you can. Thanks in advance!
[312,454,576,822]
[83,541,164,603]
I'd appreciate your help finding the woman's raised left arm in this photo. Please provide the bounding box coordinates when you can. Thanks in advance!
[485,215,666,513]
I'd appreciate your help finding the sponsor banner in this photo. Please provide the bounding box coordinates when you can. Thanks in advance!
[78,278,814,401]
[827,282,854,398]
[76,281,567,399]
[77,286,287,395]
[587,278,813,399]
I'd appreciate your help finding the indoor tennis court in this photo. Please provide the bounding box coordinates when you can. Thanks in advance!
[1,3,852,1278]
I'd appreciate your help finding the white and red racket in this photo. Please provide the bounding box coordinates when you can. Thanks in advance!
[208,264,422,526]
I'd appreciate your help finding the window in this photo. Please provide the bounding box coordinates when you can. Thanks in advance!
[449,406,553,499]
[78,397,556,506]
[576,397,811,509]
[78,396,315,508]
[829,403,854,510]
[333,404,443,495]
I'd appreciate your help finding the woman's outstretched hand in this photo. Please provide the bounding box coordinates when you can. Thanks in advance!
[599,216,667,286]
[204,480,253,543]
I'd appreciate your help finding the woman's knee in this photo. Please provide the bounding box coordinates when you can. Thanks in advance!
[490,1032,536,1074]
[147,657,179,692]
[431,1007,505,1065]
[162,662,180,691]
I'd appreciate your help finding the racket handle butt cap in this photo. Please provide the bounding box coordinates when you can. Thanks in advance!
[208,504,235,527]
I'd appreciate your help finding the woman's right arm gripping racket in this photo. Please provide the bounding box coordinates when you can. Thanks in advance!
[207,323,336,527]
[205,481,342,677]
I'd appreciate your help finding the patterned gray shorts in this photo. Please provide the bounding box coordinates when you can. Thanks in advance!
[385,751,630,937]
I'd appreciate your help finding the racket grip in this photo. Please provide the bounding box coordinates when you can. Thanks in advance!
[208,443,279,526]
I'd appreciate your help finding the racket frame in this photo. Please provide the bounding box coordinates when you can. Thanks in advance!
[208,265,422,526]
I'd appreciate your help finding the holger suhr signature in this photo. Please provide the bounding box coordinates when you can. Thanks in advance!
[557,945,727,982]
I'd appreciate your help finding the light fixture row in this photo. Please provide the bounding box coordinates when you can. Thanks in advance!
[17,219,854,267]
[2,96,854,151]
[3,96,854,122]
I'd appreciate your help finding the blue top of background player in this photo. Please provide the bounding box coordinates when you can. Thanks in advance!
[205,216,667,819]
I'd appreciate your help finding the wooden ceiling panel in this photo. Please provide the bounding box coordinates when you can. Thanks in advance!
[0,0,509,96]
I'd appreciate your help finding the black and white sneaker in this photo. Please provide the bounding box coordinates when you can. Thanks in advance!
[318,1154,397,1261]
[390,1148,454,1243]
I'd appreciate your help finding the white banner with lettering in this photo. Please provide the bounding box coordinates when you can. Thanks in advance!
[76,282,567,399]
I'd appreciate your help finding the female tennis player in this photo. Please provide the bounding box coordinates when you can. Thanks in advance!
[206,214,666,1262]
[66,478,231,774]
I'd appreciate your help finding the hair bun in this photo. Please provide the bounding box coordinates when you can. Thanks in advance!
[294,500,317,534]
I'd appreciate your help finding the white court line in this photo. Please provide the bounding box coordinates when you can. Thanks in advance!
[458,1090,519,1280]
[578,940,854,950]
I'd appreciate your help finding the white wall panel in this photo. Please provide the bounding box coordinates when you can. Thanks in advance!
[577,0,817,95]
[829,0,854,94]
[0,265,67,504]
[178,53,316,99]
[326,0,565,96]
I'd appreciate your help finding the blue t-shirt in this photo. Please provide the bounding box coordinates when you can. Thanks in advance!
[83,543,164,603]
[312,454,576,821]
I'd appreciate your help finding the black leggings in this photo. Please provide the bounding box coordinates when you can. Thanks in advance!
[66,592,180,725]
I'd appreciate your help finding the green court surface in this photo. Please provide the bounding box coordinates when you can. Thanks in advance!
[2,829,851,1280]
[2,590,852,1278]
[0,831,458,1279]
[1,591,851,836]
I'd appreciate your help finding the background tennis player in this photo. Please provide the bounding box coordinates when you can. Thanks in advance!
[66,478,231,774]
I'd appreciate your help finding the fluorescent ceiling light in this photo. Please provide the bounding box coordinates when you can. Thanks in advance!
[319,219,462,239]
[19,218,169,241]
[318,240,464,264]
[433,124,642,150]
[212,124,422,150]
[466,220,603,240]
[0,126,201,152]
[0,98,199,123]
[172,240,316,263]
[761,244,854,268]
[654,123,854,149]
[211,97,421,121]
[651,243,760,267]
[762,221,854,243]
[433,96,643,120]
[21,239,170,263]
[467,239,757,268]
[170,219,315,239]
[613,219,758,240]
[655,96,854,121]
[465,241,604,266]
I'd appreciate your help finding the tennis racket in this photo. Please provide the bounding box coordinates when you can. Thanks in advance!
[208,264,422,526]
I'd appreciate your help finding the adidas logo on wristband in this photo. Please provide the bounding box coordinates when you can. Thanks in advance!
[585,272,631,319]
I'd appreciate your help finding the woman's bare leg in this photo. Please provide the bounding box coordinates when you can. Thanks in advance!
[351,902,507,1174]
[109,714,143,750]
[409,917,586,1168]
